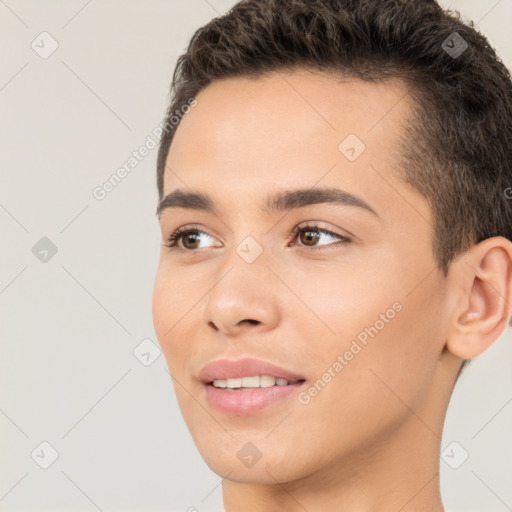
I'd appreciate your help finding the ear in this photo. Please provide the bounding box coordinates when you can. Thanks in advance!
[446,236,512,359]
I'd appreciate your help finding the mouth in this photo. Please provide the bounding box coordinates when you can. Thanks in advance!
[199,358,307,415]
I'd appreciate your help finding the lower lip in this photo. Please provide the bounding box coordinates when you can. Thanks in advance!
[203,382,305,416]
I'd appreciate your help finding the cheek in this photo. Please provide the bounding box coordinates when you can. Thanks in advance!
[291,257,437,402]
[152,264,186,364]
[152,261,197,334]
[152,262,210,386]
[290,259,398,344]
[152,267,199,420]
[152,267,171,343]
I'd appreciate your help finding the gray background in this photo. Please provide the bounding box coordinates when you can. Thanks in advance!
[1,1,511,511]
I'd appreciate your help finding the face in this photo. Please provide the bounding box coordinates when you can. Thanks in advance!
[153,69,453,485]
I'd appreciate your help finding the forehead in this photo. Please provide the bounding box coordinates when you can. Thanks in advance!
[163,69,428,226]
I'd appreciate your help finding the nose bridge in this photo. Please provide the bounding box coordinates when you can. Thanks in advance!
[200,230,281,333]
[227,222,276,281]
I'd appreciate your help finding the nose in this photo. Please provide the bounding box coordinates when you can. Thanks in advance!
[200,243,281,337]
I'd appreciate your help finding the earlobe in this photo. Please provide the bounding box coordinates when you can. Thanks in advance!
[446,237,512,360]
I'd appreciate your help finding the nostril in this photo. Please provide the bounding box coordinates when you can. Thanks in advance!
[207,321,219,331]
[240,319,260,326]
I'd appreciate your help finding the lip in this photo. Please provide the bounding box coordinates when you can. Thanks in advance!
[199,358,306,416]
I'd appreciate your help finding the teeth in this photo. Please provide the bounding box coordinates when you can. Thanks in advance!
[241,376,259,387]
[259,375,276,387]
[226,378,242,388]
[212,375,290,389]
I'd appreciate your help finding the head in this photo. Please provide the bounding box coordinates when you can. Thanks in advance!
[152,0,512,489]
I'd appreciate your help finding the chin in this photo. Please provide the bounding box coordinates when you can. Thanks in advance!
[203,455,307,485]
[190,430,314,484]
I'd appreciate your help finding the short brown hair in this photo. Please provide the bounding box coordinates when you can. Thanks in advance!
[157,0,512,277]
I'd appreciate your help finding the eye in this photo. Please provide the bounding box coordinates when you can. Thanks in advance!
[163,226,219,251]
[290,223,352,250]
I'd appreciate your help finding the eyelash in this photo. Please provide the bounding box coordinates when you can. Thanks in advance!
[163,223,352,253]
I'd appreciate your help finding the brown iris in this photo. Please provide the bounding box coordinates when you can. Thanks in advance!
[182,231,201,250]
[299,229,320,246]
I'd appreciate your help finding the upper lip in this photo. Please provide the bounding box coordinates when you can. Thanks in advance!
[199,357,305,384]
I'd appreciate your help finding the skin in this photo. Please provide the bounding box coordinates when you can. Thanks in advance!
[152,68,512,512]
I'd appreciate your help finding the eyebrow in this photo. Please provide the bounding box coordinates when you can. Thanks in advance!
[156,187,379,218]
